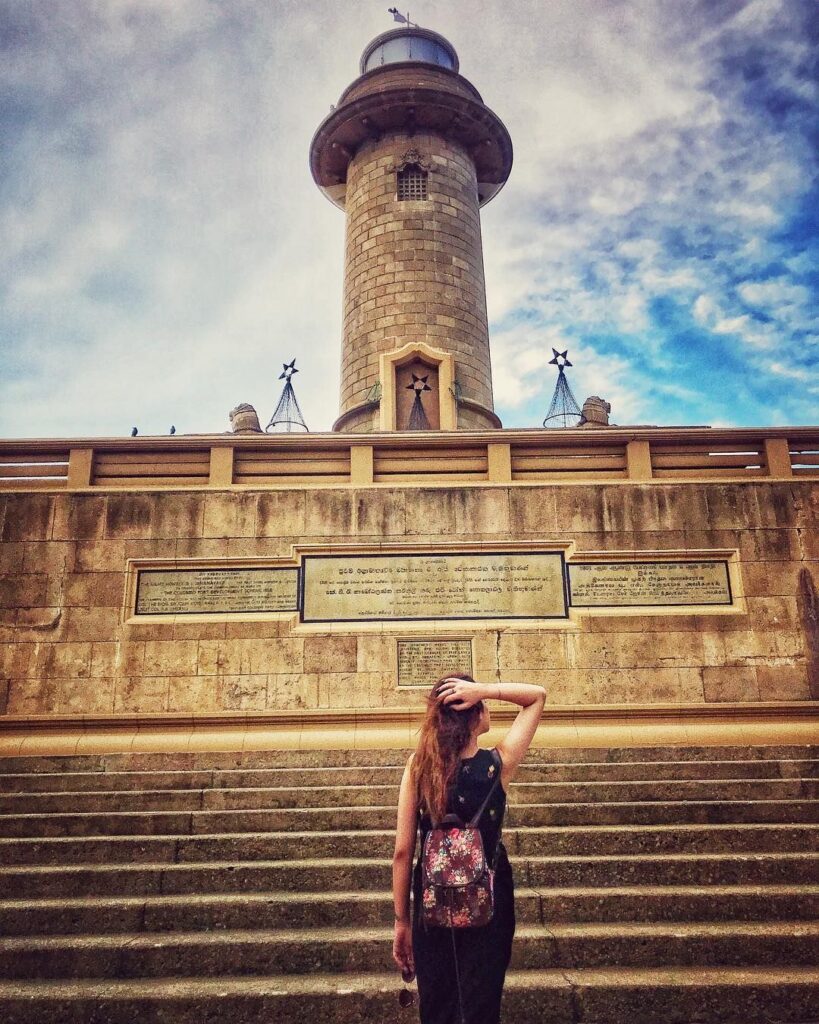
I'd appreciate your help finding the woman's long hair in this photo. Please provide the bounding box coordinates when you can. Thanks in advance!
[411,672,484,824]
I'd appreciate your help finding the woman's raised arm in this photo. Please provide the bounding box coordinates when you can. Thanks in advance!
[438,677,546,788]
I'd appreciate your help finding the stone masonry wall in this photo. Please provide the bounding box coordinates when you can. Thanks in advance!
[339,130,495,426]
[0,482,817,716]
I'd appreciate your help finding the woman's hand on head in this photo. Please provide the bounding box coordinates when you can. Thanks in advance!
[436,677,483,710]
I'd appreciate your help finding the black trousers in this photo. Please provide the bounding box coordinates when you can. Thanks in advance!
[411,851,515,1024]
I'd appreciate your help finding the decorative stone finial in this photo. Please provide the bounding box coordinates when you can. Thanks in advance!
[229,404,262,434]
[579,396,611,428]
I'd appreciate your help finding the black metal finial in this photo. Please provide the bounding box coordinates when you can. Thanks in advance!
[406,373,432,394]
[548,348,572,370]
[543,348,582,428]
[267,359,308,432]
[406,373,432,430]
[279,359,298,382]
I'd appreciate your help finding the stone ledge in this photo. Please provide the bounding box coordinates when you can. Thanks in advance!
[1,702,817,757]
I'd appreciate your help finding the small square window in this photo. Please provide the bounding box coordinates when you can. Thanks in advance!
[397,165,428,201]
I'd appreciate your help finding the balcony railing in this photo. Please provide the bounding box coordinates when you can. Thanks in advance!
[0,428,816,492]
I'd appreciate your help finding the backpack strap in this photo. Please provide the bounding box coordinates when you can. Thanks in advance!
[466,747,503,828]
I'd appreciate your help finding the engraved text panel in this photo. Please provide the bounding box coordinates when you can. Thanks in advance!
[397,638,474,688]
[568,561,731,607]
[302,552,566,622]
[135,568,300,616]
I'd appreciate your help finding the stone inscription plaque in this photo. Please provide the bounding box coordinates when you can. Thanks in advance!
[301,551,566,622]
[135,567,300,616]
[568,561,732,608]
[397,638,473,688]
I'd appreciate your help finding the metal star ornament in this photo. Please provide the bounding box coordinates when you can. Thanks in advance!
[548,348,572,369]
[406,373,432,393]
[279,359,299,382]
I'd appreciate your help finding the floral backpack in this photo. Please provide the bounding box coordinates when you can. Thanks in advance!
[420,747,503,930]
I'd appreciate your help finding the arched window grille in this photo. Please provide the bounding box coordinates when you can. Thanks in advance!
[397,164,428,201]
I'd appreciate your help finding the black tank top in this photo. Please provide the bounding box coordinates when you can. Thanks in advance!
[416,747,507,866]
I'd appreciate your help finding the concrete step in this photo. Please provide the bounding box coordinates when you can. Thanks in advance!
[0,851,816,900]
[1,744,816,1024]
[514,920,819,970]
[0,966,817,1024]
[1,886,817,936]
[506,778,819,803]
[3,758,817,793]
[0,790,205,813]
[1,921,818,980]
[1,744,815,775]
[2,798,817,837]
[512,822,819,856]
[0,889,409,935]
[522,852,819,888]
[3,776,815,814]
[0,770,216,794]
[3,821,815,867]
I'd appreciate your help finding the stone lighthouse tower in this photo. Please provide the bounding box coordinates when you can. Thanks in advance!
[310,26,512,432]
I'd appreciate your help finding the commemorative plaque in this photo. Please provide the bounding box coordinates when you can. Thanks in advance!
[567,560,732,608]
[135,567,300,616]
[397,638,473,688]
[301,551,566,622]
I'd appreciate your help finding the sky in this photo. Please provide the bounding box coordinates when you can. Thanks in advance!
[0,0,816,438]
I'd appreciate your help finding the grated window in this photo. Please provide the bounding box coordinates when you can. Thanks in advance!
[397,165,428,201]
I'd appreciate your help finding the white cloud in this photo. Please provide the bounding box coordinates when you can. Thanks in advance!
[738,278,812,311]
[713,200,779,227]
[0,0,816,437]
[768,362,811,381]
[693,295,719,326]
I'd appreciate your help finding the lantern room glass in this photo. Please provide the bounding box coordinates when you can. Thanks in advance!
[363,34,455,71]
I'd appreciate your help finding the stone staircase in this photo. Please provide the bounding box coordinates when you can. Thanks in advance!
[0,744,817,1023]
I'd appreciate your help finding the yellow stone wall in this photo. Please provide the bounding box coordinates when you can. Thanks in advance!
[339,130,495,428]
[1,480,816,717]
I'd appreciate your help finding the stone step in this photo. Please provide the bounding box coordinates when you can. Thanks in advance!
[1,743,815,774]
[0,889,539,935]
[512,920,819,970]
[2,798,817,837]
[1,921,818,980]
[0,851,816,900]
[0,790,204,813]
[3,758,816,793]
[1,886,817,936]
[0,966,817,1024]
[3,776,815,814]
[3,822,815,867]
[512,821,819,856]
[1,745,816,1024]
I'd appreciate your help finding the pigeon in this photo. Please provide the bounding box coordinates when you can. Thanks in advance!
[169,425,176,435]
[130,427,138,437]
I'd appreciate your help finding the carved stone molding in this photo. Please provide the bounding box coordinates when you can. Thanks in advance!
[391,148,431,173]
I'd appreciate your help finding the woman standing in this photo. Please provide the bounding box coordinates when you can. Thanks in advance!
[392,673,547,1023]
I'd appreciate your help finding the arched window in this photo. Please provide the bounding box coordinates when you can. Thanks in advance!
[397,164,428,201]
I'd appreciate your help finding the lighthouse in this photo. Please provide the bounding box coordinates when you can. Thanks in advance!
[310,26,512,432]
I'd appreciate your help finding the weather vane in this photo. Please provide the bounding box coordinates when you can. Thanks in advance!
[406,372,432,430]
[542,348,582,428]
[266,359,308,432]
[388,8,417,26]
